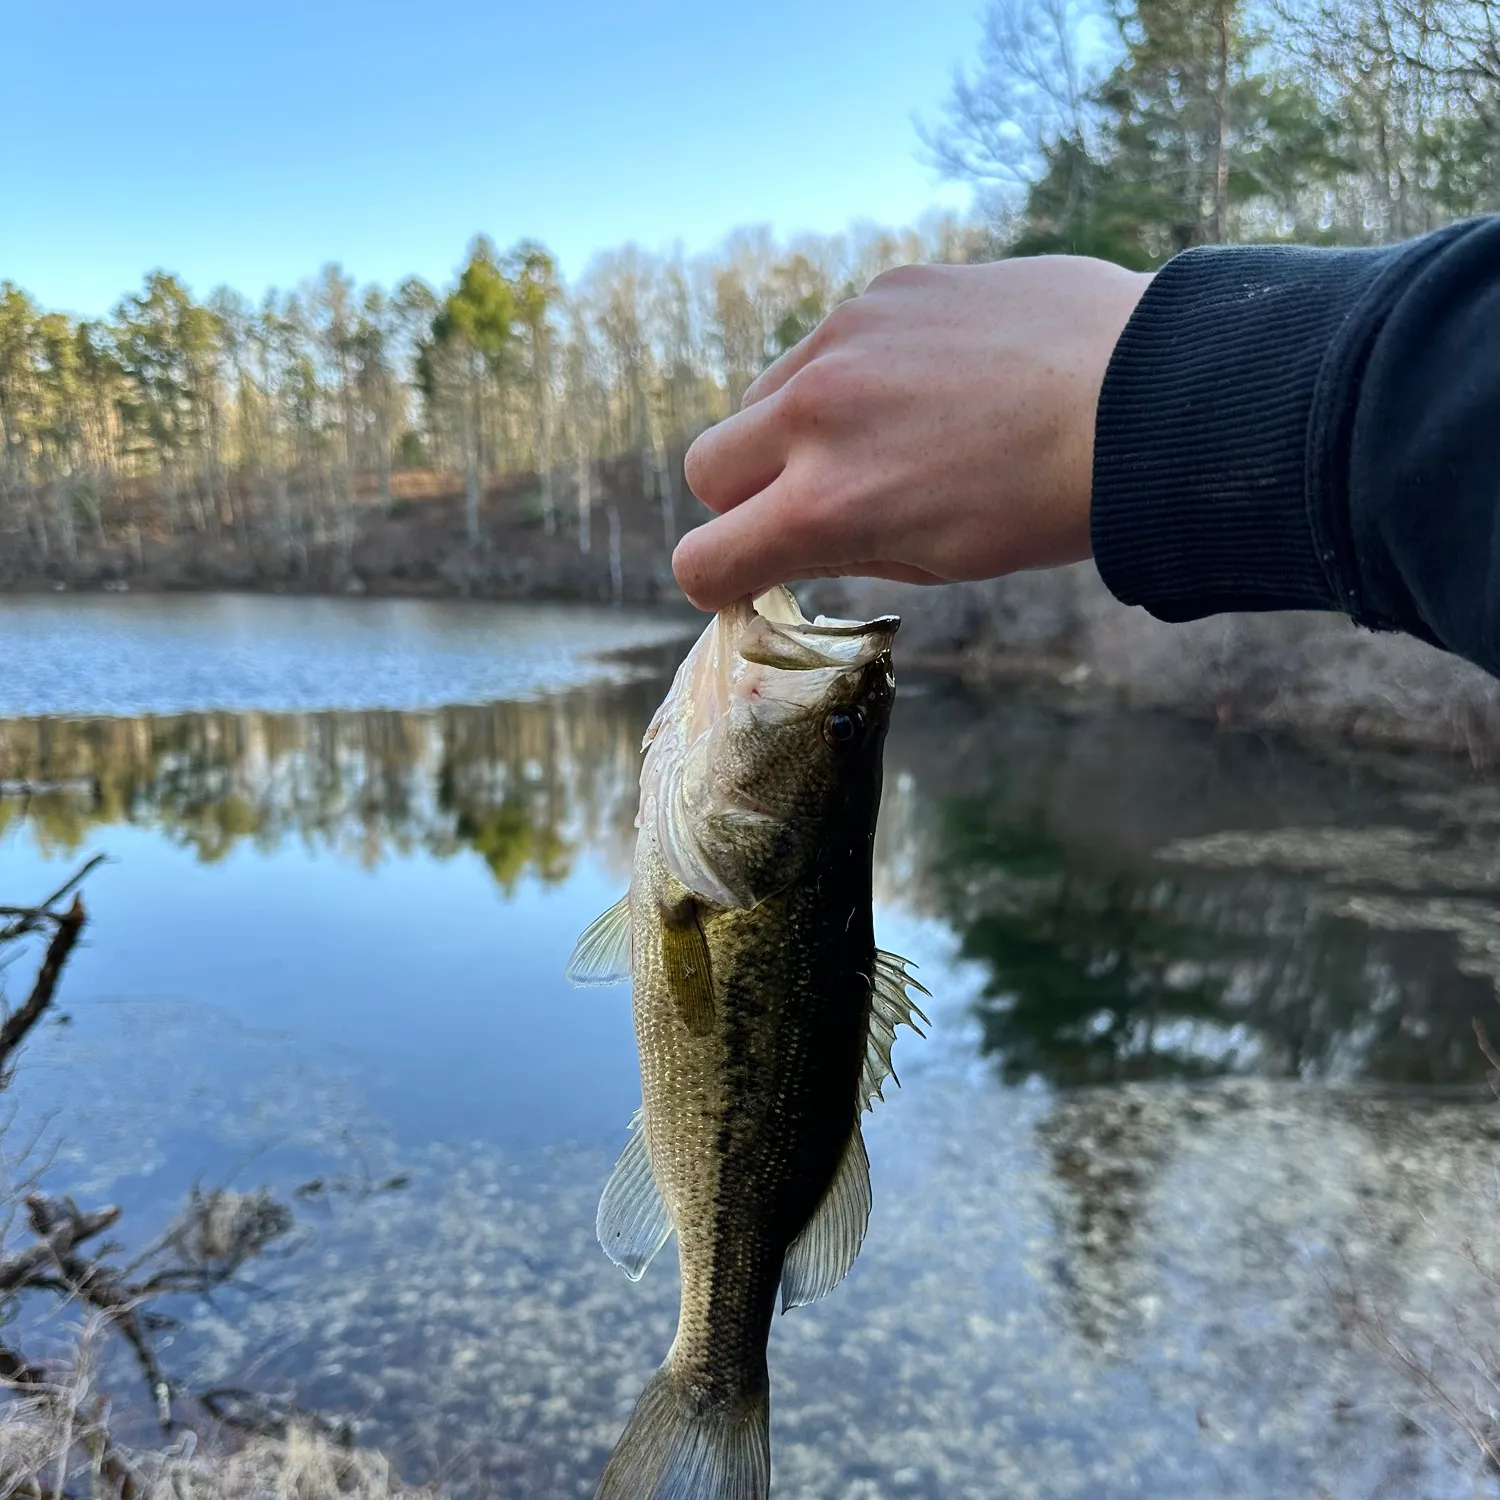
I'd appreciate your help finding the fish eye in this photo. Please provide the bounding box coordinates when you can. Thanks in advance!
[822,708,865,749]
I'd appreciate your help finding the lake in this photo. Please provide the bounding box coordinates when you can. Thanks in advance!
[3,592,1500,1498]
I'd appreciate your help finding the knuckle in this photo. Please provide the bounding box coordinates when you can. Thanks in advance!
[814,296,861,341]
[792,298,857,363]
[866,262,933,294]
[777,358,847,429]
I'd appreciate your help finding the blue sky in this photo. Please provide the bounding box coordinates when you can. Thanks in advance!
[8,0,981,316]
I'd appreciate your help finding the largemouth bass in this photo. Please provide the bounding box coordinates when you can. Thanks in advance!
[566,585,927,1500]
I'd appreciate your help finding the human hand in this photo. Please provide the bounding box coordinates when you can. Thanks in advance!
[673,256,1153,611]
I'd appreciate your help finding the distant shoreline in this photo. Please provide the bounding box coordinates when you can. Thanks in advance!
[7,567,1498,765]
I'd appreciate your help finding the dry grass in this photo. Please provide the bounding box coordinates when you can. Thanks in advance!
[1,1338,422,1499]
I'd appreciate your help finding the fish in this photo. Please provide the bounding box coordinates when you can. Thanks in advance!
[565,584,928,1500]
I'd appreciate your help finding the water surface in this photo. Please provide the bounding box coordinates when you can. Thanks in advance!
[3,594,1499,1498]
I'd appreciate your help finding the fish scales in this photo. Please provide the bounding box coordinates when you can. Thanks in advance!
[636,876,872,1401]
[566,585,928,1500]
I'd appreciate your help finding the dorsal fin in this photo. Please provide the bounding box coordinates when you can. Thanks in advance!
[861,950,930,1109]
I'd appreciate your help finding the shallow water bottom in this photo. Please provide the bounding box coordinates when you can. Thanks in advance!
[20,986,1500,1500]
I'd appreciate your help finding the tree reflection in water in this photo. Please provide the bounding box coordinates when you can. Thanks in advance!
[3,673,1498,1091]
[6,672,1500,1492]
[882,680,1500,1089]
[0,679,659,885]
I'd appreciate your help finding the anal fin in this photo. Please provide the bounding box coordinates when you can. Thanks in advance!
[778,948,928,1316]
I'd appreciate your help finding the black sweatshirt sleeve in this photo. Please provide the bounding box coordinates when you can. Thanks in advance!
[1090,216,1500,675]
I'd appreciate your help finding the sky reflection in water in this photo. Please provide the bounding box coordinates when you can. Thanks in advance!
[2,596,1500,1497]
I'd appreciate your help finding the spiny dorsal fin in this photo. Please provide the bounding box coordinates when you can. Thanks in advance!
[861,950,930,1110]
[596,1109,672,1280]
[780,1123,871,1312]
[661,898,715,1035]
[565,893,632,987]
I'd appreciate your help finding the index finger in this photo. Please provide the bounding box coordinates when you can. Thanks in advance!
[683,394,788,514]
[672,473,833,610]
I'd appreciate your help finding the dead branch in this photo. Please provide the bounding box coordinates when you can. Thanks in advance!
[0,1196,120,1292]
[0,854,105,943]
[0,863,392,1491]
[199,1385,356,1446]
[28,1210,173,1430]
[0,896,86,1084]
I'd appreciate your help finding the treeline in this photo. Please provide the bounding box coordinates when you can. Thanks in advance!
[930,0,1500,263]
[0,219,987,585]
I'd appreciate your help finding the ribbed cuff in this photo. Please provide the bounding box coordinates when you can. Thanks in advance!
[1090,242,1402,623]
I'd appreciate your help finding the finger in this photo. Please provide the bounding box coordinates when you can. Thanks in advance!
[682,399,787,514]
[675,536,948,612]
[740,323,821,409]
[672,475,832,610]
[854,562,949,587]
[672,468,945,611]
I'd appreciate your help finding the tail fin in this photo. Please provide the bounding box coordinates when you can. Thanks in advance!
[595,1365,770,1500]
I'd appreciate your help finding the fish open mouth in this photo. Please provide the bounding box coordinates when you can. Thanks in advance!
[644,587,900,755]
[742,587,900,672]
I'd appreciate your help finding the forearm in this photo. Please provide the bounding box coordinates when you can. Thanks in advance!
[1091,217,1500,673]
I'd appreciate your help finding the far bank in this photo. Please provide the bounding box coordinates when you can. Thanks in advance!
[4,473,1496,764]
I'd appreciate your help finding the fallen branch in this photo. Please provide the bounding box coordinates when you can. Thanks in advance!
[0,853,105,942]
[0,862,408,1494]
[0,1197,120,1293]
[26,1196,174,1428]
[199,1385,356,1446]
[0,895,86,1084]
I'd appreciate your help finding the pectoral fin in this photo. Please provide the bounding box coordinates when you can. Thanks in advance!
[597,1109,673,1280]
[661,900,716,1035]
[564,894,632,987]
[780,1123,871,1311]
